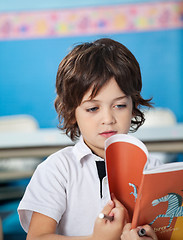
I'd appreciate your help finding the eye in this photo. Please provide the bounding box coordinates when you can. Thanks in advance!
[86,107,99,112]
[115,104,126,109]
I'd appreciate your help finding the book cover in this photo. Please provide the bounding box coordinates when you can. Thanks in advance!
[105,134,183,240]
[105,134,148,220]
[132,163,183,240]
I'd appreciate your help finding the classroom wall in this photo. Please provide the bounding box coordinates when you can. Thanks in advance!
[0,0,183,128]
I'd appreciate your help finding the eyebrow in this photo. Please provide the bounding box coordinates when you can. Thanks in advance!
[81,96,128,105]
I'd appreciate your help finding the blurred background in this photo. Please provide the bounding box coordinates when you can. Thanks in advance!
[0,0,183,239]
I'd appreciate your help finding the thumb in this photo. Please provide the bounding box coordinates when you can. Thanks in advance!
[111,193,130,223]
[111,193,124,208]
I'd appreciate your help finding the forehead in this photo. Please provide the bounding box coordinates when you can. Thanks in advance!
[81,77,126,102]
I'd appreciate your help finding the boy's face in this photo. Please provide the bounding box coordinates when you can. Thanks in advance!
[75,77,133,158]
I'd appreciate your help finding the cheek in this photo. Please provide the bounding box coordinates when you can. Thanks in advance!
[77,120,93,138]
[121,112,133,129]
[76,114,91,131]
[129,105,134,120]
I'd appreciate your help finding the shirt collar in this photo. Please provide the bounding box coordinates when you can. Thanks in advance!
[73,136,104,165]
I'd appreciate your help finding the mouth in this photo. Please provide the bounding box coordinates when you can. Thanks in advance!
[99,131,117,138]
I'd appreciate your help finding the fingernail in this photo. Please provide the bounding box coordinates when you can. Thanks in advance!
[111,193,116,198]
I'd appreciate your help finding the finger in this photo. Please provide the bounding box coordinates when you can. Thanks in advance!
[111,193,123,207]
[111,195,130,222]
[121,223,138,239]
[123,223,132,231]
[113,197,125,208]
[110,205,128,224]
[111,193,126,209]
[100,200,114,216]
[141,225,158,240]
[111,192,117,201]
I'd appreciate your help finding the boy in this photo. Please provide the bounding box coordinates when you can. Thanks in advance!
[18,38,158,239]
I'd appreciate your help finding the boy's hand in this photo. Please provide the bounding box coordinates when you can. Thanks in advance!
[121,223,158,240]
[92,197,129,240]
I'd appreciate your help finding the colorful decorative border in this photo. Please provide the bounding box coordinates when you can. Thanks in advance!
[0,1,182,40]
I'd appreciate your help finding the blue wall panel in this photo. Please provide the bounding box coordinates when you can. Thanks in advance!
[0,29,182,128]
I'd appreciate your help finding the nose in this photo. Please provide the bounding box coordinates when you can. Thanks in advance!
[102,108,116,125]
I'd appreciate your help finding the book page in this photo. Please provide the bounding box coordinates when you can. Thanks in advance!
[144,161,183,175]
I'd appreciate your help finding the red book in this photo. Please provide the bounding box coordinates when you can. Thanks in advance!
[105,134,183,240]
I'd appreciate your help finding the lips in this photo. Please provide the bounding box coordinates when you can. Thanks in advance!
[99,131,117,138]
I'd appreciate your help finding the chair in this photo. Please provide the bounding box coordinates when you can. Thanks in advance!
[0,115,42,240]
[142,108,177,163]
[0,115,41,182]
[0,114,39,132]
[142,108,176,127]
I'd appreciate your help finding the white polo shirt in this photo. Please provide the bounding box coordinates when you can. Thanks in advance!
[18,137,111,236]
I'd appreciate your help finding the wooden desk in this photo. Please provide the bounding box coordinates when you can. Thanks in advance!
[0,129,73,158]
[132,123,183,153]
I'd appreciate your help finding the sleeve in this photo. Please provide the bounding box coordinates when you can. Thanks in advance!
[145,154,163,170]
[17,154,68,233]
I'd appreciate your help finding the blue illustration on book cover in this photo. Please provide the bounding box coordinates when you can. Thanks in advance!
[149,193,183,228]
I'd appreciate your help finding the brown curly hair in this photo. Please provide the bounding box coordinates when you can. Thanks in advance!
[55,38,153,141]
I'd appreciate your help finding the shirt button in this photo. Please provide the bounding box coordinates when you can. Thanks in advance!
[104,178,108,184]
